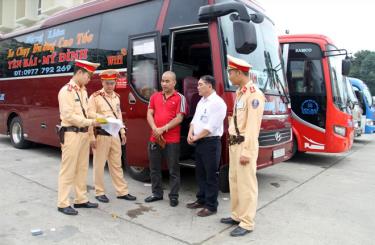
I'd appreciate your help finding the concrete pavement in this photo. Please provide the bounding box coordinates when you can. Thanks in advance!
[0,134,374,245]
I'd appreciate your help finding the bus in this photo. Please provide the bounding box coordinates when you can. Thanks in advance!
[349,77,375,134]
[279,34,354,156]
[344,77,363,137]
[0,0,293,191]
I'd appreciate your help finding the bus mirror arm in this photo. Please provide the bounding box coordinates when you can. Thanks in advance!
[199,2,251,23]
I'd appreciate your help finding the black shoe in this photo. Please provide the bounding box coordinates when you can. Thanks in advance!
[57,206,78,215]
[95,195,109,203]
[230,226,252,237]
[73,201,99,208]
[220,217,240,225]
[144,195,163,203]
[117,194,137,201]
[169,198,179,207]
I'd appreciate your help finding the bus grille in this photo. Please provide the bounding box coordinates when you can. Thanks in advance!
[258,128,292,147]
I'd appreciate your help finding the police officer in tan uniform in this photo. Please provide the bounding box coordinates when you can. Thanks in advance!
[57,59,101,215]
[220,55,265,236]
[88,69,136,203]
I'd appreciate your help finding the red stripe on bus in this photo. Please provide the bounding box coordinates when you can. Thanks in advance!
[156,0,170,32]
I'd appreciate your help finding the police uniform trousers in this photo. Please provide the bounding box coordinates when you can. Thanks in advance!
[93,135,128,196]
[229,142,258,231]
[57,132,90,208]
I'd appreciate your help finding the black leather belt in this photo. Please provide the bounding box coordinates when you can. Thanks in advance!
[95,127,111,136]
[196,136,221,143]
[63,126,88,133]
[229,135,245,146]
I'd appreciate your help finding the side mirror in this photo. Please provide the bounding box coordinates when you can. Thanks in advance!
[233,21,257,54]
[342,59,351,76]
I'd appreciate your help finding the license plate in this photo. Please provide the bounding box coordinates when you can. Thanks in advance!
[273,148,285,159]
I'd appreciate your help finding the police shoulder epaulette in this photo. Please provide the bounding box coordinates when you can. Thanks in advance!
[249,85,256,93]
[114,92,120,98]
[66,83,74,92]
[93,90,104,97]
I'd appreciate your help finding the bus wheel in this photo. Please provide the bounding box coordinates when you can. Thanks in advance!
[9,117,31,149]
[291,136,298,158]
[126,165,151,182]
[219,165,230,193]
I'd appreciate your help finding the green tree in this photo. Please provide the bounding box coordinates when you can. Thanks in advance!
[349,50,375,95]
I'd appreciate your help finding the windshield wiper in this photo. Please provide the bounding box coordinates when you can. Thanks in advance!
[263,51,290,104]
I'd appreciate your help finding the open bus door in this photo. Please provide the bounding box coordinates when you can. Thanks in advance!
[125,32,163,181]
[169,24,213,165]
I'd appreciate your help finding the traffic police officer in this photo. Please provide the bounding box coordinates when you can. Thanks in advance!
[57,59,101,215]
[220,55,265,236]
[88,69,136,203]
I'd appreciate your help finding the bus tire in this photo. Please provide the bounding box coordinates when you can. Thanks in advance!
[219,165,230,193]
[291,136,298,158]
[9,117,31,149]
[126,165,151,182]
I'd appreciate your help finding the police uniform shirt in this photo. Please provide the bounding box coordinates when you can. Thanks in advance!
[58,79,92,128]
[87,89,126,136]
[191,92,227,137]
[228,82,265,158]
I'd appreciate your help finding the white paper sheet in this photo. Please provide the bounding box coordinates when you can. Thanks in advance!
[100,118,123,137]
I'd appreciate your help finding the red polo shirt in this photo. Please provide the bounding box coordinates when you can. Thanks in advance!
[148,91,187,143]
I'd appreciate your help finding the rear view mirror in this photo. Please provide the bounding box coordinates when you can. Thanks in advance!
[342,59,351,76]
[233,21,257,54]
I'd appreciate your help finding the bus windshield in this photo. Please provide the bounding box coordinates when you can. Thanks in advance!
[218,0,287,96]
[326,45,347,111]
[363,87,373,106]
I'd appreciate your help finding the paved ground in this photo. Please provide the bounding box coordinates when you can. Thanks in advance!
[0,134,374,245]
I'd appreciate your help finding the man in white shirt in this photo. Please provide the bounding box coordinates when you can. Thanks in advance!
[186,75,227,217]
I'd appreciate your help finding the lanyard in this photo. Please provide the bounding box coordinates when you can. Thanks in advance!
[101,95,118,119]
[75,91,87,119]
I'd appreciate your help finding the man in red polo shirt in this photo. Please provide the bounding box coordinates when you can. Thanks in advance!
[145,71,186,207]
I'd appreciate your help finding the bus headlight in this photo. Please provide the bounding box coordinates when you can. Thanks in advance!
[334,125,346,137]
[366,119,374,126]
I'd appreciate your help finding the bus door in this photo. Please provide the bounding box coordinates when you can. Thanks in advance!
[283,43,327,151]
[169,25,213,163]
[126,32,163,167]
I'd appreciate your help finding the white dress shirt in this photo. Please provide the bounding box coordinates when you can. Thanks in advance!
[191,92,227,137]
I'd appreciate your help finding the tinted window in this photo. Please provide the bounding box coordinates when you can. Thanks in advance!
[163,0,207,35]
[327,44,347,111]
[98,1,163,70]
[288,43,322,59]
[285,43,327,129]
[287,60,325,94]
[1,15,101,78]
[219,2,288,95]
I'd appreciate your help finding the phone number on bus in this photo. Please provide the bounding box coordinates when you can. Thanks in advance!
[13,65,73,77]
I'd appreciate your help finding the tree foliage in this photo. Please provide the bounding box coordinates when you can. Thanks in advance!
[349,50,375,94]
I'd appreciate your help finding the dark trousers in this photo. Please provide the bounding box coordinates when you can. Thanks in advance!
[148,142,180,199]
[195,137,221,212]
